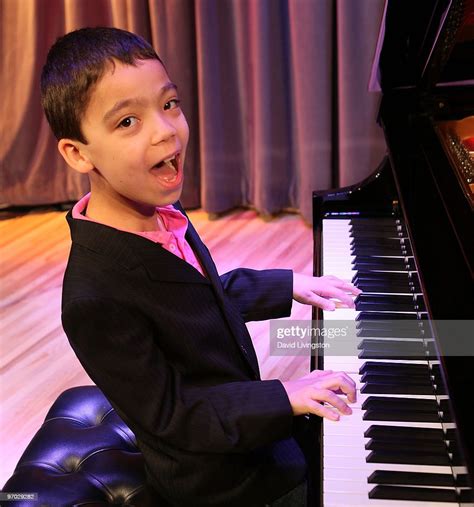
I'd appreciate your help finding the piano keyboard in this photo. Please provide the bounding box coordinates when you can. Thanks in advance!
[320,217,472,507]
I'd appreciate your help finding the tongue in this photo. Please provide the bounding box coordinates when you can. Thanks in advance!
[154,161,176,180]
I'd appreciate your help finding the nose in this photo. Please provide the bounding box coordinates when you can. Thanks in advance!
[150,112,177,145]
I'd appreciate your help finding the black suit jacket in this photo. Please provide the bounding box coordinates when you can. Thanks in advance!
[61,204,307,506]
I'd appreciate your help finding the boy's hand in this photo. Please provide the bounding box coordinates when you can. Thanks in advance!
[281,369,357,420]
[293,273,362,311]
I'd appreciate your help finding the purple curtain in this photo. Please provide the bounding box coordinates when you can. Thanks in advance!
[0,0,386,223]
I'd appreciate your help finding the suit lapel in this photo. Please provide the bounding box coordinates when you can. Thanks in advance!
[180,208,261,378]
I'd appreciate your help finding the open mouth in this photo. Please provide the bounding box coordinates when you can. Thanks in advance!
[152,153,181,185]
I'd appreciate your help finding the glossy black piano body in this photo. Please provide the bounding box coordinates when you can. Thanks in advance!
[311,0,474,505]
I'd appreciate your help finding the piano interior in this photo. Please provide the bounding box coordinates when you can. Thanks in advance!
[310,0,474,506]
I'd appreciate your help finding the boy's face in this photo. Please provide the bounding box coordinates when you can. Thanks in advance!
[75,59,189,211]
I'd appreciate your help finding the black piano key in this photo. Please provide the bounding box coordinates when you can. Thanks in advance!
[351,236,410,247]
[359,361,430,375]
[356,293,423,303]
[353,271,417,282]
[366,450,451,465]
[360,367,432,379]
[350,236,410,247]
[351,246,412,256]
[349,217,400,225]
[364,425,444,441]
[365,438,447,452]
[356,301,422,312]
[447,440,461,454]
[363,408,440,422]
[360,381,434,394]
[353,252,412,260]
[425,343,439,360]
[358,347,428,360]
[356,319,427,332]
[446,428,458,441]
[440,399,451,412]
[369,485,458,502]
[353,255,413,264]
[451,451,467,466]
[355,294,426,312]
[441,409,453,422]
[367,470,455,487]
[355,282,418,294]
[349,222,404,230]
[358,339,427,354]
[353,259,413,271]
[456,475,472,487]
[357,318,423,326]
[349,230,406,239]
[353,265,415,274]
[355,284,421,294]
[439,400,453,421]
[350,224,406,233]
[351,239,411,249]
[460,489,474,503]
[357,326,425,338]
[359,283,421,294]
[361,396,438,412]
[360,373,432,385]
[351,217,403,224]
[357,330,429,340]
[356,311,420,321]
[358,336,425,345]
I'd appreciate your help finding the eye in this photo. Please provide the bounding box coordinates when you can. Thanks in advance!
[164,99,181,111]
[118,116,138,129]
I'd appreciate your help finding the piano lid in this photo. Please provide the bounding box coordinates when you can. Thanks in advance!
[369,0,474,92]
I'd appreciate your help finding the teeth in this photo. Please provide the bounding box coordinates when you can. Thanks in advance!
[163,156,177,171]
[159,155,178,181]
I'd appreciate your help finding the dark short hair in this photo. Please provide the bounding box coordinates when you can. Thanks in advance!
[41,27,162,143]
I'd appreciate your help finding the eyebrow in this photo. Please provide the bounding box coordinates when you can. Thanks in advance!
[102,82,178,124]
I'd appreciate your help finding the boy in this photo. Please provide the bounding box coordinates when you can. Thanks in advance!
[41,27,359,506]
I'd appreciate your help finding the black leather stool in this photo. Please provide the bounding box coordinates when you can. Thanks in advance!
[2,386,160,506]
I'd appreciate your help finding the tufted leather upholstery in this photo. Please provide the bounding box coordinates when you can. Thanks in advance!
[2,386,162,506]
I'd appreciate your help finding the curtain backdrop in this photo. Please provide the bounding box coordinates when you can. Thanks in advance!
[0,0,386,223]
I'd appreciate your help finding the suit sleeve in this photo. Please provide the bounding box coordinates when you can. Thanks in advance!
[220,268,293,322]
[62,297,294,454]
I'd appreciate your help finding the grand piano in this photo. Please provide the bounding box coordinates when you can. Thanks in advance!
[310,0,474,505]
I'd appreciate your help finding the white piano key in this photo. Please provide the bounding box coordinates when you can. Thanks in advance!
[324,490,459,507]
[324,478,458,497]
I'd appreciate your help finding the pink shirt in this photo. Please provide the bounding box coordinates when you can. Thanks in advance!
[72,193,205,276]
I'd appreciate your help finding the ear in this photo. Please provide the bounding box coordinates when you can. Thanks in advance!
[57,138,94,174]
